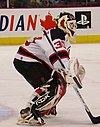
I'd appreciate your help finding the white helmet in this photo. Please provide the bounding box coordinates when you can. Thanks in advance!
[57,12,76,41]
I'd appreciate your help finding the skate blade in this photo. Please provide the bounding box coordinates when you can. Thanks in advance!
[17,119,45,126]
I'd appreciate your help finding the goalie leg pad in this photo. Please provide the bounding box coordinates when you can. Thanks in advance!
[17,71,67,126]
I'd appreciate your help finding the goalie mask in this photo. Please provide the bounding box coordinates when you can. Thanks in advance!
[57,12,77,42]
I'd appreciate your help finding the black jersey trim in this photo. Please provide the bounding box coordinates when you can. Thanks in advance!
[49,50,69,65]
[50,28,66,41]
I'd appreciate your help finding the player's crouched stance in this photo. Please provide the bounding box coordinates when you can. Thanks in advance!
[17,70,67,126]
[15,58,85,126]
[13,11,85,126]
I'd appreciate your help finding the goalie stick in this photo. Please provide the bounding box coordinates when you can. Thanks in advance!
[42,28,100,124]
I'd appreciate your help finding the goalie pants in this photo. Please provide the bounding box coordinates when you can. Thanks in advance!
[13,58,52,89]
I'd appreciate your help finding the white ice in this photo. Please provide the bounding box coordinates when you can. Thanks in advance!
[0,44,100,127]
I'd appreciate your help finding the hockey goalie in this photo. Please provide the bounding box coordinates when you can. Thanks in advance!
[13,12,85,125]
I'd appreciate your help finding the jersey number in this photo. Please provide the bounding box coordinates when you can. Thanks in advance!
[54,41,65,49]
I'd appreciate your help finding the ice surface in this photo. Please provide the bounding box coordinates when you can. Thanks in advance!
[0,44,100,127]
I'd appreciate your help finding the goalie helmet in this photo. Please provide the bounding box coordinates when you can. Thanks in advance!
[57,12,76,41]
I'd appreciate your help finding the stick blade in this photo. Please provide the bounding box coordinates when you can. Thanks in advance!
[85,109,100,124]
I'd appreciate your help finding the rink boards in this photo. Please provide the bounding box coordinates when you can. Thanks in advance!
[0,7,100,45]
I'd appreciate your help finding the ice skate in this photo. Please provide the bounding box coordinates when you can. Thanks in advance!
[17,107,45,126]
